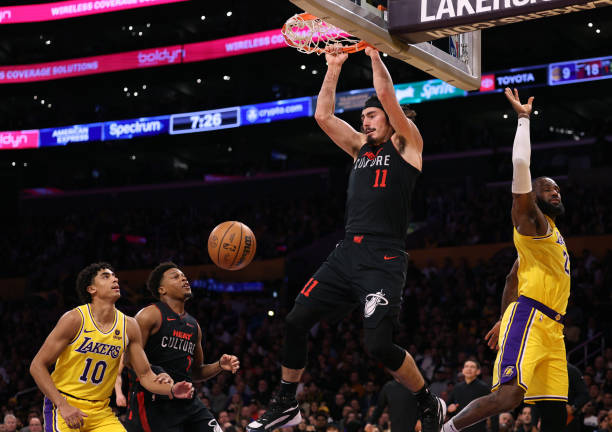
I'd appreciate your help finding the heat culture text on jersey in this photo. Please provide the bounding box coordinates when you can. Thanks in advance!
[161,329,196,355]
[354,153,391,169]
[344,140,420,240]
[75,336,121,358]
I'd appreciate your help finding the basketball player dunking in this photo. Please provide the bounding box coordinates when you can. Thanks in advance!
[123,262,240,432]
[247,46,445,432]
[442,89,570,432]
[30,262,193,432]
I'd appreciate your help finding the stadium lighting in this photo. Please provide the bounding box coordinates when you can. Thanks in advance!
[226,11,232,17]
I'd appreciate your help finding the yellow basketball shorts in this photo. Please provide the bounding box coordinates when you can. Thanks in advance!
[492,300,568,403]
[43,394,125,432]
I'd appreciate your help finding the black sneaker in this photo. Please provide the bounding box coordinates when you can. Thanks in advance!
[420,396,446,432]
[246,395,302,432]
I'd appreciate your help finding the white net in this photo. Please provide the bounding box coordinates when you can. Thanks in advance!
[282,13,364,55]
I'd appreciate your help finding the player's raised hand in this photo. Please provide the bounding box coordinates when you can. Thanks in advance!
[154,372,173,385]
[504,87,534,118]
[485,320,502,350]
[219,354,240,374]
[364,45,379,58]
[171,381,195,399]
[58,401,88,429]
[325,43,348,67]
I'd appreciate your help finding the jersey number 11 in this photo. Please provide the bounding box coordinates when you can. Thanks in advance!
[373,169,388,188]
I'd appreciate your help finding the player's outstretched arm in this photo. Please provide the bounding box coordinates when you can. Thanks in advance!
[126,317,194,399]
[192,323,240,382]
[365,46,423,171]
[485,258,519,350]
[30,309,89,429]
[314,45,363,159]
[506,88,548,236]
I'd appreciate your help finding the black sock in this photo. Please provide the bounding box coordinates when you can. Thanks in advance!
[279,380,298,398]
[413,385,433,406]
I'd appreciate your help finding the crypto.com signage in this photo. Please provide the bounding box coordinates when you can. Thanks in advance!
[0,0,187,24]
[389,0,612,42]
[0,30,286,84]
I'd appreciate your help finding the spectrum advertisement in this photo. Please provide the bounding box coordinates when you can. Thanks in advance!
[103,115,170,140]
[0,0,187,24]
[241,98,312,125]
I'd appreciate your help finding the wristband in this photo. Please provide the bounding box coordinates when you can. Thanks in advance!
[218,359,222,369]
[170,384,175,399]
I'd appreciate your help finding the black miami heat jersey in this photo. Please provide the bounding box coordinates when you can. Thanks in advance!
[345,140,420,240]
[145,302,199,383]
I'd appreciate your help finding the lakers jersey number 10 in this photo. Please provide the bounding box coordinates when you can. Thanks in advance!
[514,215,571,315]
[52,304,126,401]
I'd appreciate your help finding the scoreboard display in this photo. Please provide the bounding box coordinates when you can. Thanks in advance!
[170,107,241,135]
[549,56,612,86]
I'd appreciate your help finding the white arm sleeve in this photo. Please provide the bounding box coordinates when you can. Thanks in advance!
[511,117,532,194]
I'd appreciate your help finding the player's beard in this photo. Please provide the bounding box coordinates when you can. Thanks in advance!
[366,132,384,146]
[183,291,193,301]
[536,196,565,217]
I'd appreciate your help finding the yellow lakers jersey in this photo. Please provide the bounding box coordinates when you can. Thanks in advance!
[514,215,570,314]
[51,304,126,401]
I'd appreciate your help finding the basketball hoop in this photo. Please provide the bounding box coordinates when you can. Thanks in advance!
[281,13,369,55]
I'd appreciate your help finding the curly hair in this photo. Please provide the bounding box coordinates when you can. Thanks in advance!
[147,262,178,299]
[76,262,114,303]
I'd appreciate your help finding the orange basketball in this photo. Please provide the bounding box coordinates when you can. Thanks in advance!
[207,221,257,271]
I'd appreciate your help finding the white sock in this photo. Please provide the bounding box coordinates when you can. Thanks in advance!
[442,419,459,432]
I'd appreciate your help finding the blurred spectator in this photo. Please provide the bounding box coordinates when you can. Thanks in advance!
[22,417,41,432]
[498,412,515,432]
[513,406,538,432]
[367,379,417,432]
[447,359,490,432]
[2,415,17,432]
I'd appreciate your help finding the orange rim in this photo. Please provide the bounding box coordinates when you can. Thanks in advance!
[282,12,368,54]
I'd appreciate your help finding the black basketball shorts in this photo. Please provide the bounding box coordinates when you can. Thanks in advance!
[295,233,407,329]
[124,390,220,432]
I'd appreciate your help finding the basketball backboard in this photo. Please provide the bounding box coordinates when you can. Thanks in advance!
[289,0,482,90]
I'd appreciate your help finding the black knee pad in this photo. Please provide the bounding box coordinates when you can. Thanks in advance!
[535,401,567,432]
[281,303,324,370]
[363,318,405,371]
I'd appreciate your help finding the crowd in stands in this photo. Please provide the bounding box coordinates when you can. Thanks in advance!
[2,245,611,431]
[2,181,610,286]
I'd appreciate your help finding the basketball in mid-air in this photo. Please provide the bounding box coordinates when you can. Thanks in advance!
[207,221,256,271]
